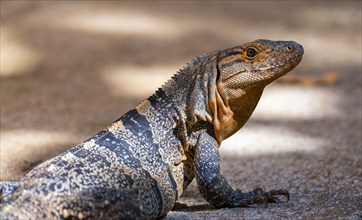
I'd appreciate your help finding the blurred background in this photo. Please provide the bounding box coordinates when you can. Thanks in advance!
[1,1,361,219]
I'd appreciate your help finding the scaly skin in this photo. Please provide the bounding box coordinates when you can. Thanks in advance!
[0,39,303,220]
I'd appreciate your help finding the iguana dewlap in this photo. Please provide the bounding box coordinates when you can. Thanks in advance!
[0,39,303,220]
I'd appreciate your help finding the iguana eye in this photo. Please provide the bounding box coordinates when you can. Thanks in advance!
[245,47,258,58]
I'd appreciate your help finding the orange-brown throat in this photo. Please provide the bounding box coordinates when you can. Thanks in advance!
[210,76,264,143]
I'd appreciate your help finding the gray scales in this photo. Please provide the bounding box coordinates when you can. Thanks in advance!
[0,39,304,220]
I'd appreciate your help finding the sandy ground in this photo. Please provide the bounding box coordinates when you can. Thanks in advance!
[1,1,361,219]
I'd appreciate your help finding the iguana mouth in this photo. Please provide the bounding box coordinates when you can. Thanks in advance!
[256,55,303,73]
[222,55,302,81]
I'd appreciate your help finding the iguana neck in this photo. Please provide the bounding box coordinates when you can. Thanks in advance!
[161,51,220,126]
[216,85,264,141]
[160,51,265,144]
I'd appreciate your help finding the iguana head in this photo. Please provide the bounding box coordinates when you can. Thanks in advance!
[210,40,304,142]
[217,39,304,93]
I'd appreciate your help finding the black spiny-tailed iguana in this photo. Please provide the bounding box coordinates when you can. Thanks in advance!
[0,39,304,219]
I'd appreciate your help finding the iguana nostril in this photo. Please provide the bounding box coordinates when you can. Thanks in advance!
[286,45,293,52]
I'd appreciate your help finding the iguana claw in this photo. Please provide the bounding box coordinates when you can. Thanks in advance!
[267,188,290,202]
[229,187,290,207]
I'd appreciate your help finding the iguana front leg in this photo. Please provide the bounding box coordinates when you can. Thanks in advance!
[193,132,289,207]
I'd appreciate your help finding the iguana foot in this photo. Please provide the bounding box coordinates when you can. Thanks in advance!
[229,187,289,207]
[0,181,19,202]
